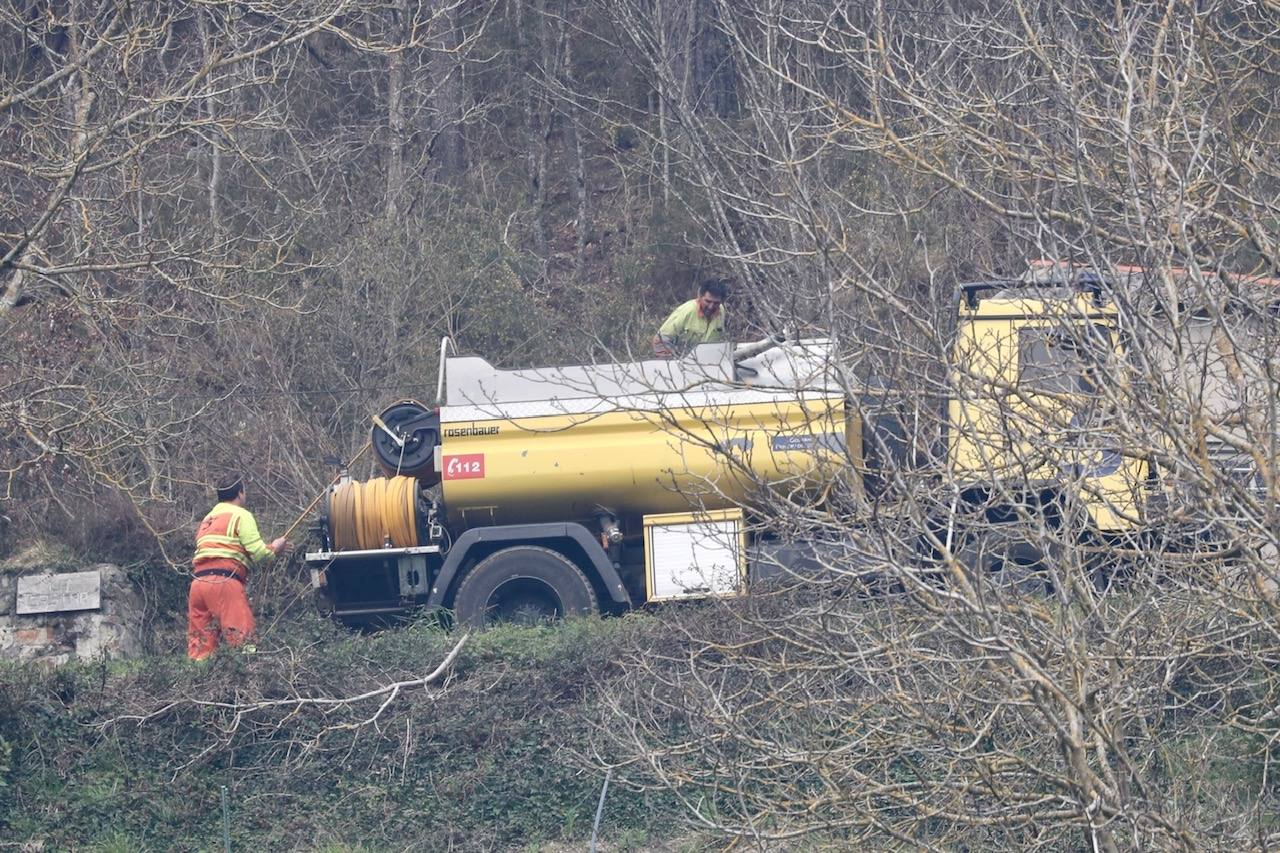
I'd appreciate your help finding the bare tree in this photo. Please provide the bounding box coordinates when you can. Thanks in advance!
[0,0,500,564]
[581,1,1280,848]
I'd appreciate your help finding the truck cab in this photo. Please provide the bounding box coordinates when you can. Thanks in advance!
[948,279,1147,534]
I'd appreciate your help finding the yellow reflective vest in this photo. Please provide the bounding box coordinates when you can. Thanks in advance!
[192,502,273,579]
[657,299,725,350]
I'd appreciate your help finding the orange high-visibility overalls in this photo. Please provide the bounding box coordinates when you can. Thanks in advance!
[188,502,273,659]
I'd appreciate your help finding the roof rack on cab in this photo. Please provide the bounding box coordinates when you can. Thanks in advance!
[957,279,1017,309]
[959,263,1110,309]
[1022,260,1106,305]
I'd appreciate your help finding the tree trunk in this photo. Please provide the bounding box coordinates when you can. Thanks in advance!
[386,0,408,217]
[197,10,223,233]
[431,0,466,179]
[558,12,588,276]
[0,255,28,316]
[681,0,697,109]
[519,0,550,260]
[656,7,670,205]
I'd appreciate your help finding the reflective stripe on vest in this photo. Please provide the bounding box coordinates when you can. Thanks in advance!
[194,508,251,572]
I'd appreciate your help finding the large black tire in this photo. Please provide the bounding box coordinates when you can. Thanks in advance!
[956,529,1056,597]
[453,546,598,628]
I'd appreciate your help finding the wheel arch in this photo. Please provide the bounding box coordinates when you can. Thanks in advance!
[428,522,632,610]
[955,484,1075,528]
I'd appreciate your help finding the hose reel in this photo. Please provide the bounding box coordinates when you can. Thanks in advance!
[326,476,424,551]
[371,401,441,483]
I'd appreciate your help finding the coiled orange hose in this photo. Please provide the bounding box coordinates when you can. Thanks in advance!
[327,476,420,551]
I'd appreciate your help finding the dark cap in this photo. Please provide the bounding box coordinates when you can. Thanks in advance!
[214,475,244,502]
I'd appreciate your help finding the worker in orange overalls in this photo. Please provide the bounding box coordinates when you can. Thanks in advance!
[188,474,290,660]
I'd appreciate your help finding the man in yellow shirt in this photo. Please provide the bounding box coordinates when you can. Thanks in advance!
[652,279,728,357]
[188,475,289,659]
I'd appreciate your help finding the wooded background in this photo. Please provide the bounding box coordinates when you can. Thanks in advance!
[3,0,1275,557]
[3,2,1280,849]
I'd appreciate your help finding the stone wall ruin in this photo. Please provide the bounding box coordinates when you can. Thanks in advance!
[1,556,145,667]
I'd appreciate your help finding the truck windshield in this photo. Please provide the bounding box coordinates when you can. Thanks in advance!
[1018,324,1113,395]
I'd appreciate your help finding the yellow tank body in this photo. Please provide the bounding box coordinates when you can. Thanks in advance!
[439,396,858,528]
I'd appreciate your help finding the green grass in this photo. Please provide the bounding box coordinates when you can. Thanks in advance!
[0,613,677,852]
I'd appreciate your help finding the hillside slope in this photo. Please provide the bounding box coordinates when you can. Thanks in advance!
[0,616,683,851]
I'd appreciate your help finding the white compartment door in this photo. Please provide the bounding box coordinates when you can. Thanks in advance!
[645,512,745,601]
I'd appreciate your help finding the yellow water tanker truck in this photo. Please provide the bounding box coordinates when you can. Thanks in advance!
[306,339,861,625]
[306,266,1268,624]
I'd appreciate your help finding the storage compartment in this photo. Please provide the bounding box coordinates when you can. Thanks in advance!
[643,509,746,602]
[305,546,442,621]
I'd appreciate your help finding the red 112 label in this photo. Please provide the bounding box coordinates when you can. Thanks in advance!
[443,453,485,480]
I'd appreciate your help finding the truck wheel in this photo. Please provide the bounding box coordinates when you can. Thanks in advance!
[956,531,1055,597]
[453,546,598,628]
